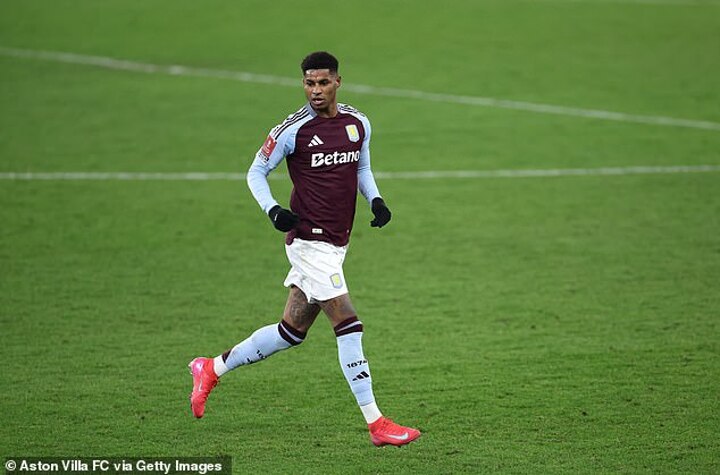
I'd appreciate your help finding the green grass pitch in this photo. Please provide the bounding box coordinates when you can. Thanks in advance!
[1,0,719,473]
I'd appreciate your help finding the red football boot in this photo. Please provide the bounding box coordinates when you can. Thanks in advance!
[369,417,421,447]
[188,357,218,418]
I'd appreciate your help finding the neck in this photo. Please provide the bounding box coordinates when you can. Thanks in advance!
[312,102,338,118]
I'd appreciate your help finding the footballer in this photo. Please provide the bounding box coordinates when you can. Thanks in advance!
[188,51,421,447]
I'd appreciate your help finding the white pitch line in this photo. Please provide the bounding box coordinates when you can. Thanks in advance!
[528,0,720,5]
[1,47,719,132]
[1,166,719,182]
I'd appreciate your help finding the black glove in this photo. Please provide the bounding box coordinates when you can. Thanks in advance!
[370,197,391,228]
[268,205,299,232]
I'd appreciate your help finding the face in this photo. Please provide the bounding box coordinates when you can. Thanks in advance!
[303,69,341,116]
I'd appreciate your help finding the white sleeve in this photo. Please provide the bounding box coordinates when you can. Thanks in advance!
[246,129,296,213]
[357,117,381,203]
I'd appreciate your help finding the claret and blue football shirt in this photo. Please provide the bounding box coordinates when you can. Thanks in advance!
[247,103,381,247]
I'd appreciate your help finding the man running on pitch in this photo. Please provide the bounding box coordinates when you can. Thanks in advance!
[188,51,421,447]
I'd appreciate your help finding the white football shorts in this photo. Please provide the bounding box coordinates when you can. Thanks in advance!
[283,238,349,303]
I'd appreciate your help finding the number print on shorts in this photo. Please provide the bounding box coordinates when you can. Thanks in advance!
[330,273,343,289]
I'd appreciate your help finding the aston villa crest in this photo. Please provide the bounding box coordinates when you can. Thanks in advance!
[345,124,360,142]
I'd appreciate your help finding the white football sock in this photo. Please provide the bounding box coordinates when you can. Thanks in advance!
[217,320,305,376]
[360,402,382,425]
[335,317,383,423]
[213,355,230,377]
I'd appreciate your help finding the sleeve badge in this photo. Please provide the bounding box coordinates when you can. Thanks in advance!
[260,135,278,159]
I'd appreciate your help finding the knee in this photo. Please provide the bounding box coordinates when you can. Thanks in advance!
[334,316,363,337]
[282,312,313,334]
[283,286,319,333]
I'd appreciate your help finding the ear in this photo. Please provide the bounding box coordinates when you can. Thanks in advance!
[335,75,342,88]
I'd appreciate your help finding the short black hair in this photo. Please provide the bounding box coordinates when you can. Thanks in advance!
[301,51,339,74]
